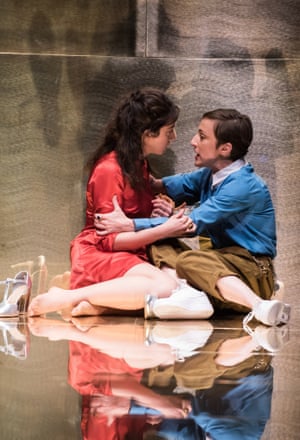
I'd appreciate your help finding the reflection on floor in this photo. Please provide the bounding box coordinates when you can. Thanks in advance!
[0,312,298,440]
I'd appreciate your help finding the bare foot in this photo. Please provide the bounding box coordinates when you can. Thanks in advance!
[28,287,74,316]
[28,317,74,340]
[71,301,104,317]
[71,315,107,330]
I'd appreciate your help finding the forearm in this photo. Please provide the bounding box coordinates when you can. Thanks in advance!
[113,212,194,250]
[151,176,165,194]
[112,377,185,417]
[113,221,169,250]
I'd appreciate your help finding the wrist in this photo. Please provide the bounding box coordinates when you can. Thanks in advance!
[156,222,170,240]
[127,218,135,232]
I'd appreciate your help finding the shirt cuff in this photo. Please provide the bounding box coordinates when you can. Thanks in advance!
[133,217,166,231]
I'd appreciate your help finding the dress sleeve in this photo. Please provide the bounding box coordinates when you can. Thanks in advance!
[87,159,125,251]
[89,159,125,213]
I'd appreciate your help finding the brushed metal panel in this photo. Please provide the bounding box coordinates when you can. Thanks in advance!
[0,0,138,55]
[147,0,300,58]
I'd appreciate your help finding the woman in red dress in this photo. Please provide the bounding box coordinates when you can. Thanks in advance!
[29,88,198,317]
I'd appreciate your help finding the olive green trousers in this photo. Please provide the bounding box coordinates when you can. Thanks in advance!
[149,237,275,313]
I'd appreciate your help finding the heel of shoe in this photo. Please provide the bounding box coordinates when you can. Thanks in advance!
[17,272,32,315]
[12,271,32,315]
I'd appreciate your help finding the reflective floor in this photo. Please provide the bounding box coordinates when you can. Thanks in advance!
[1,306,299,440]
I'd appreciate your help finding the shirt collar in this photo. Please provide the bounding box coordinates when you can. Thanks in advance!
[212,158,246,188]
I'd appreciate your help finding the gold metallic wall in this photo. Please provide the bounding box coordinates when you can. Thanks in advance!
[0,0,299,289]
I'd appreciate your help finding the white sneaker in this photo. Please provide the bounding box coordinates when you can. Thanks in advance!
[144,280,214,320]
[243,299,291,327]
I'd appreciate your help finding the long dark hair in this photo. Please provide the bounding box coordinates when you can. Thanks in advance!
[86,88,180,188]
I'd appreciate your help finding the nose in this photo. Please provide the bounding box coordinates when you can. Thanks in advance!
[190,133,198,148]
[169,128,177,141]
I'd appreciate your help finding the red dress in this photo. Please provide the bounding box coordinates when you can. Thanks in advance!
[70,151,154,289]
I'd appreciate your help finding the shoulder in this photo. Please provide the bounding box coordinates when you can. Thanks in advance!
[222,164,271,198]
[239,163,270,189]
[171,167,212,184]
[93,152,121,174]
[89,152,123,185]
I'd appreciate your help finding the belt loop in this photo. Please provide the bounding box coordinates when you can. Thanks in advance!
[252,254,272,275]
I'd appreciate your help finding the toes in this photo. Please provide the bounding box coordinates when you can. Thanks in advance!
[71,301,87,317]
[71,301,99,317]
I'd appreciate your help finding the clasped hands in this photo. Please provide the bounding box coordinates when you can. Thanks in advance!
[94,195,196,237]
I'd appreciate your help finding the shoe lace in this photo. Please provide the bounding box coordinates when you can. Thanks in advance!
[243,312,264,351]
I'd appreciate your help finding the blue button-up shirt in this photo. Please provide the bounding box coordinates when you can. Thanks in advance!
[134,163,276,258]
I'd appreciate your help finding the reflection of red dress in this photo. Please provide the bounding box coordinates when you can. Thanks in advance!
[68,342,145,440]
[70,151,154,289]
[68,342,143,396]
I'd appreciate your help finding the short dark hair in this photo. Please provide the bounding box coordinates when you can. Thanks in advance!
[202,109,253,160]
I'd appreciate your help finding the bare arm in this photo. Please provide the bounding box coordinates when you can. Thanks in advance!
[94,195,174,233]
[111,375,191,419]
[149,174,164,193]
[95,195,135,233]
[113,210,195,251]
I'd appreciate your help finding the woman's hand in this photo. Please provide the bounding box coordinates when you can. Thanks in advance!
[151,194,174,217]
[94,195,134,235]
[162,209,196,237]
[147,395,192,419]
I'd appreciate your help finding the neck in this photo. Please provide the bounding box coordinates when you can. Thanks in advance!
[211,159,233,174]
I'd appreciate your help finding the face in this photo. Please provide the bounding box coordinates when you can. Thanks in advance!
[190,117,231,172]
[142,123,177,156]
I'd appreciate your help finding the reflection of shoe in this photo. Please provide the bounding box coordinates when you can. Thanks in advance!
[145,281,214,320]
[243,299,291,327]
[145,320,213,360]
[0,317,30,359]
[244,324,289,353]
[0,272,32,317]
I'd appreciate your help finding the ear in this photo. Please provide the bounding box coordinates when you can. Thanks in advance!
[219,142,232,158]
[143,129,153,137]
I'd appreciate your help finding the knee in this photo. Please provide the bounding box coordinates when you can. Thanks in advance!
[150,272,177,298]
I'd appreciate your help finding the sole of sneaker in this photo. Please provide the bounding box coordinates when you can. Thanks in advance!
[277,303,291,325]
[264,302,291,326]
[153,304,214,320]
[144,295,156,319]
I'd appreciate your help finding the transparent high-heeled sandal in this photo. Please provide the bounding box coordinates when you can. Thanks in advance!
[0,317,30,359]
[0,271,32,317]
